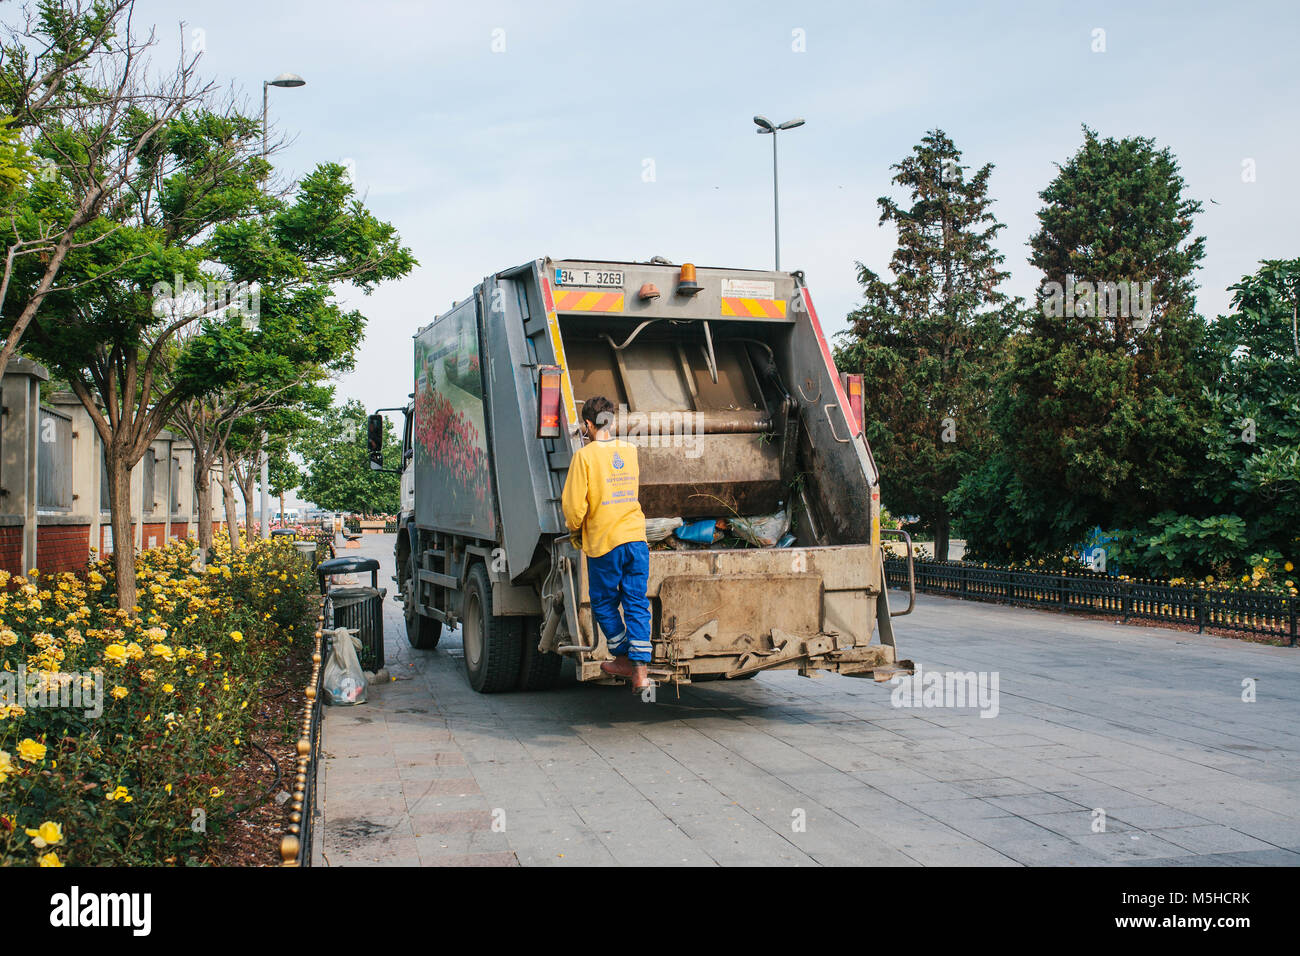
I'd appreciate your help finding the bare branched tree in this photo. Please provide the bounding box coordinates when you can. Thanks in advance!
[0,0,215,380]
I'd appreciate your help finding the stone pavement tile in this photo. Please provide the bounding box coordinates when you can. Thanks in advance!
[1206,813,1300,848]
[897,842,1021,866]
[912,797,1016,824]
[415,829,512,858]
[992,835,1115,866]
[511,828,620,866]
[986,792,1085,816]
[1049,785,1161,810]
[952,777,1042,798]
[892,752,1002,781]
[943,814,1063,845]
[577,808,717,866]
[1069,830,1195,862]
[871,779,974,805]
[1021,811,1130,840]
[403,775,480,798]
[792,743,902,773]
[423,851,519,867]
[324,794,407,819]
[397,762,474,783]
[1151,825,1282,855]
[1006,768,1098,792]
[847,766,937,786]
[409,809,494,835]
[1105,805,1216,829]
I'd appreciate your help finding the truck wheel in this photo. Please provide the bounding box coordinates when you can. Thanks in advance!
[405,555,442,649]
[462,563,522,693]
[517,616,564,691]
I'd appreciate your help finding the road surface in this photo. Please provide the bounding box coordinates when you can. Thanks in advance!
[317,534,1300,866]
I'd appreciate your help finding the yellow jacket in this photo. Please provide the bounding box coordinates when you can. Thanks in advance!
[562,438,647,558]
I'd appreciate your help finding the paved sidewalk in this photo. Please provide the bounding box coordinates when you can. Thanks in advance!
[319,534,1300,866]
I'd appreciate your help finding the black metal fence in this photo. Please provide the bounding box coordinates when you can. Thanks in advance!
[884,558,1298,645]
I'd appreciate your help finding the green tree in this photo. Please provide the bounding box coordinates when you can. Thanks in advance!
[952,127,1211,560]
[0,0,211,378]
[835,130,1019,559]
[12,97,412,607]
[1105,259,1300,577]
[298,400,400,516]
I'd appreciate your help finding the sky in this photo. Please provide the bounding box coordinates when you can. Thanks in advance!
[133,0,1299,506]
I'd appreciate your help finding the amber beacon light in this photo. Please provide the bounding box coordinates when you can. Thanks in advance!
[677,262,703,296]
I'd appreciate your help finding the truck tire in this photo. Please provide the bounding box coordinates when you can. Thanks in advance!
[405,554,442,649]
[461,563,522,693]
[517,616,564,691]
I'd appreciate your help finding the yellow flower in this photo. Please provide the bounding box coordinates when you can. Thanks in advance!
[162,683,174,694]
[111,686,128,700]
[0,628,16,647]
[164,783,172,794]
[150,644,174,662]
[103,644,128,666]
[1286,562,1294,572]
[124,642,145,661]
[107,786,133,803]
[25,821,63,848]
[209,786,224,799]
[0,750,13,782]
[229,631,243,643]
[17,738,46,763]
[38,851,63,867]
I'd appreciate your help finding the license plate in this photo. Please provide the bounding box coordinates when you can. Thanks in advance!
[556,268,623,287]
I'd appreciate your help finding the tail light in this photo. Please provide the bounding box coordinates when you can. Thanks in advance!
[845,373,863,435]
[538,366,562,438]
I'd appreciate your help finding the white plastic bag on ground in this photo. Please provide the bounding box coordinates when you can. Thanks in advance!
[729,509,790,548]
[323,626,367,705]
[645,517,684,542]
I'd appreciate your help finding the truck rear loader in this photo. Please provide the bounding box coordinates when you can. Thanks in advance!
[370,257,915,693]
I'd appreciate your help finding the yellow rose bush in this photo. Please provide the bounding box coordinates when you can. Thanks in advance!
[0,537,315,865]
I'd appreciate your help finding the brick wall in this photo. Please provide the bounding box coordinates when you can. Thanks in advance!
[0,526,21,575]
[36,524,91,574]
[169,522,188,540]
[141,522,166,550]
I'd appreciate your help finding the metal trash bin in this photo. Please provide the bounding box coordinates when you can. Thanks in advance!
[318,557,385,672]
[293,539,318,568]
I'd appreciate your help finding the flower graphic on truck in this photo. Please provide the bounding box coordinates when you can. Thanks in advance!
[414,385,488,506]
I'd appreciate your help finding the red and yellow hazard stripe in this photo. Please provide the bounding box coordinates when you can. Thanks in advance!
[721,296,787,318]
[551,289,625,312]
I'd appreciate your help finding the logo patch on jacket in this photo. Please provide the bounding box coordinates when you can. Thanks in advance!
[611,452,625,469]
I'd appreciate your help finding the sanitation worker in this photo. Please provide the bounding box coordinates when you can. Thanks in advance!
[562,395,652,691]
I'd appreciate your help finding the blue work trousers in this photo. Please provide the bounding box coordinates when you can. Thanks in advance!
[587,541,651,663]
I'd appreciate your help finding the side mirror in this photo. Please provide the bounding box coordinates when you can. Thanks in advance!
[367,414,384,470]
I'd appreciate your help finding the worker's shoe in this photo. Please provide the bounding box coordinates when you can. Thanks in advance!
[629,664,651,693]
[601,656,652,691]
[600,657,638,679]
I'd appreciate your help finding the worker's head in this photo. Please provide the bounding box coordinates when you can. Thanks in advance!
[581,396,616,438]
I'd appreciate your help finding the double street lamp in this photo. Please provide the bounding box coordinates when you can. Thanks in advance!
[753,115,804,271]
[258,72,305,539]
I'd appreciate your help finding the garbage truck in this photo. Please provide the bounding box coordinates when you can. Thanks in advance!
[369,257,915,693]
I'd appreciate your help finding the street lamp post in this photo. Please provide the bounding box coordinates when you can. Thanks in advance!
[753,115,804,271]
[259,72,305,539]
